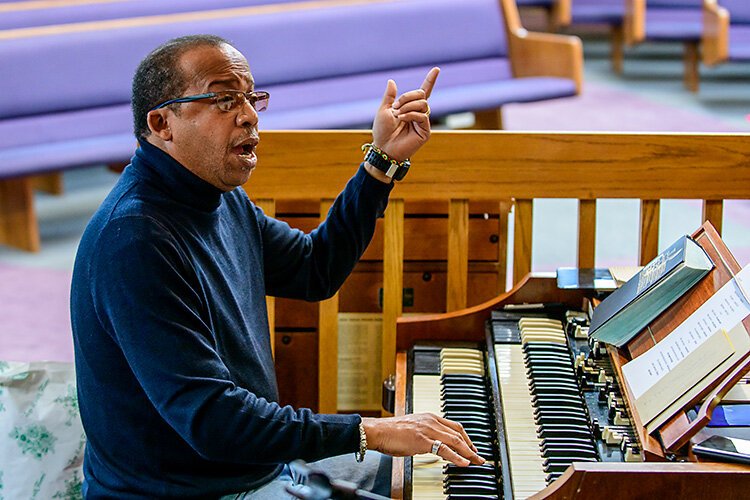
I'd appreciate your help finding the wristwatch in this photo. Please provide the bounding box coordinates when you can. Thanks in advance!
[364,147,411,181]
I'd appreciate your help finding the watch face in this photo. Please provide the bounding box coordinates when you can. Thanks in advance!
[393,162,410,181]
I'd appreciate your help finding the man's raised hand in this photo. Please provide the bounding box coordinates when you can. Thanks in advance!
[371,67,440,164]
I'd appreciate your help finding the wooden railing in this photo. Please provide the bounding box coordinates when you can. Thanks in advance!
[244,130,750,413]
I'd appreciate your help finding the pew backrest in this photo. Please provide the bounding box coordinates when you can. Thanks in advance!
[0,0,304,30]
[720,0,750,24]
[0,0,509,120]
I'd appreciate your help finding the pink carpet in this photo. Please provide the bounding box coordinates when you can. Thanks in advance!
[0,264,73,362]
[505,81,746,132]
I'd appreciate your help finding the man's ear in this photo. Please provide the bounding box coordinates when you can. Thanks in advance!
[146,109,172,141]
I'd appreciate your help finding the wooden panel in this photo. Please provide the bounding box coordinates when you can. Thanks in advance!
[0,177,40,252]
[276,214,502,262]
[340,266,500,313]
[274,330,318,411]
[367,217,501,262]
[513,199,533,285]
[276,297,318,329]
[532,462,750,500]
[31,172,63,195]
[405,200,501,214]
[447,199,469,311]
[702,199,723,235]
[396,276,586,351]
[256,198,276,356]
[506,29,584,94]
[639,199,660,265]
[318,199,339,414]
[578,199,596,268]
[247,131,750,201]
[381,199,404,389]
[277,267,500,330]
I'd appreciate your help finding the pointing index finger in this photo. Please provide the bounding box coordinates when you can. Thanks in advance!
[420,67,440,99]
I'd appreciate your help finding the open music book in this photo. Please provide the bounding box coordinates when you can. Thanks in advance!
[590,235,714,347]
[622,264,750,432]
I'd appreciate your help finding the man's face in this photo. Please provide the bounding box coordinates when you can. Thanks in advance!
[157,44,260,191]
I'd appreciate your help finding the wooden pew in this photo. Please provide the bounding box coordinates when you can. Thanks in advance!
[553,0,626,74]
[0,0,583,252]
[703,0,750,67]
[624,0,703,91]
[245,130,750,413]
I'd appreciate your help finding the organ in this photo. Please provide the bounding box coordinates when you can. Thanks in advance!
[390,224,750,499]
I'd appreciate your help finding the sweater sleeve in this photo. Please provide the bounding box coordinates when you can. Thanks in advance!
[90,215,360,464]
[261,164,393,300]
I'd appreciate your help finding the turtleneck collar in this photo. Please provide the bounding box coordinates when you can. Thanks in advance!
[132,138,225,212]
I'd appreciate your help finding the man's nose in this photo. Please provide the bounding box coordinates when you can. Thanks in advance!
[236,100,259,127]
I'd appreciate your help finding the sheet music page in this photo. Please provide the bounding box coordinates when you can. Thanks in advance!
[635,327,735,427]
[645,322,750,432]
[623,263,750,400]
[337,313,382,411]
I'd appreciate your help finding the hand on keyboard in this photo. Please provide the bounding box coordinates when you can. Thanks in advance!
[361,413,485,466]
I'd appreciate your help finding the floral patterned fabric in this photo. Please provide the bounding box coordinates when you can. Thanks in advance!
[0,361,84,499]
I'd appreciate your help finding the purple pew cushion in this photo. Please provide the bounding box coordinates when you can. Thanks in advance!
[645,8,703,41]
[0,0,507,120]
[0,58,577,178]
[729,25,750,61]
[721,0,750,25]
[0,0,579,179]
[571,0,624,25]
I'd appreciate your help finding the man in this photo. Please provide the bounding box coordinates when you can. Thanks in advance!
[71,35,482,499]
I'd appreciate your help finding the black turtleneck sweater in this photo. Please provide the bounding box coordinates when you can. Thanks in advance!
[70,139,392,499]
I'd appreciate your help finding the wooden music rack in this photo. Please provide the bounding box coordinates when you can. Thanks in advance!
[608,221,750,457]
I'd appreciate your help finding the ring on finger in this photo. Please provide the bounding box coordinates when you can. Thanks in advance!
[431,439,442,454]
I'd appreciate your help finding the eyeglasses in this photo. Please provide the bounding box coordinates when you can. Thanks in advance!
[150,90,270,113]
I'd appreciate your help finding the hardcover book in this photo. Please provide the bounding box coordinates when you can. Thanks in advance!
[589,235,714,347]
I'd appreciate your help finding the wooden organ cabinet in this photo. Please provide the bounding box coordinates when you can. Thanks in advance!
[391,268,750,499]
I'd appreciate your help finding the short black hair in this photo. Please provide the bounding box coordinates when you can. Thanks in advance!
[131,34,230,139]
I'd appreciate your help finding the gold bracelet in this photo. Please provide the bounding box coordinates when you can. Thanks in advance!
[355,421,367,462]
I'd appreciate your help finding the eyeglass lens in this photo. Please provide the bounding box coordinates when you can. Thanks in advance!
[215,92,269,113]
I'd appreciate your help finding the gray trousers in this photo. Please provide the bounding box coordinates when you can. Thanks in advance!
[220,452,392,499]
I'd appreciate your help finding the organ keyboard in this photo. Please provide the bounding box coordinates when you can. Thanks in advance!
[392,275,750,499]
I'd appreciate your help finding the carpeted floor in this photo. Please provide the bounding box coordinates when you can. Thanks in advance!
[0,264,74,361]
[1,36,749,362]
